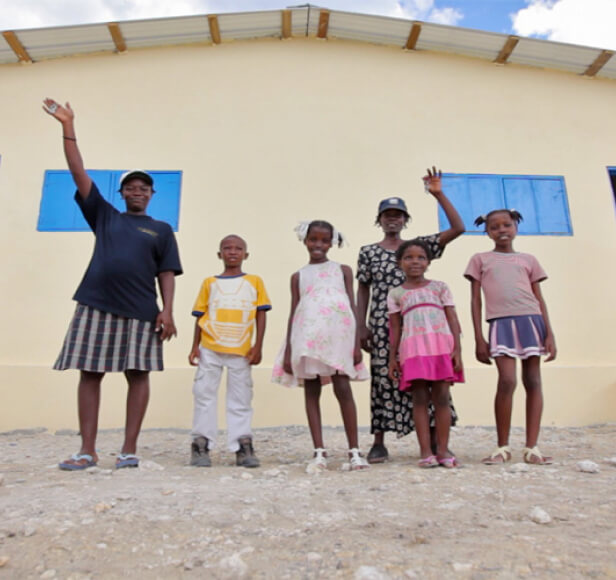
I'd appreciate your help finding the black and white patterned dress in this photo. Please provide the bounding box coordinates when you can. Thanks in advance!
[357,235,458,437]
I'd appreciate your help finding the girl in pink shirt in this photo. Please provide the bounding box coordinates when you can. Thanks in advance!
[464,209,556,466]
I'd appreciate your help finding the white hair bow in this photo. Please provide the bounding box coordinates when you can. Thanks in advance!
[294,221,348,247]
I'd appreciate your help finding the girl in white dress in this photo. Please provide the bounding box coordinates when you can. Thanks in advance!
[272,221,369,470]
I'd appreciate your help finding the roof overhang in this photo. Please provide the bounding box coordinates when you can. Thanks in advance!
[1,5,614,79]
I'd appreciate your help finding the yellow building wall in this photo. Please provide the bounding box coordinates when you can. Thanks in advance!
[0,37,615,430]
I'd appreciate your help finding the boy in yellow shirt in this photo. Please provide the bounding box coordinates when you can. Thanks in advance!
[188,235,270,467]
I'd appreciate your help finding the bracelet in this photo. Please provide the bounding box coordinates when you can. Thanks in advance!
[63,136,77,141]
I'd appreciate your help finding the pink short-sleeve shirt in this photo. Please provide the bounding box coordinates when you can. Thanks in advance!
[464,251,547,320]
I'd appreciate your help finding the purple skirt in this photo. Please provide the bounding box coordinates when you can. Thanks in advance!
[488,314,546,359]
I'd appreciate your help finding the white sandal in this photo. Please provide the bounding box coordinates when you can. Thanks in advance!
[482,445,511,465]
[523,446,553,465]
[306,448,328,472]
[349,448,370,471]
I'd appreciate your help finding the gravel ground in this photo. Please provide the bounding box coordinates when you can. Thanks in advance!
[0,423,615,579]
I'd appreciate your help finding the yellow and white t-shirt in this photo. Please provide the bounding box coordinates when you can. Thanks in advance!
[192,274,271,356]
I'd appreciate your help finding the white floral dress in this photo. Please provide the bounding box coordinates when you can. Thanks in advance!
[272,261,369,387]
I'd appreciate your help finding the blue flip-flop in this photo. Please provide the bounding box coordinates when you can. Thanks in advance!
[116,453,139,469]
[59,453,97,471]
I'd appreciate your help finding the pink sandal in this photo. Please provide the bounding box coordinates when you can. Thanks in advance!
[418,455,439,468]
[438,456,459,469]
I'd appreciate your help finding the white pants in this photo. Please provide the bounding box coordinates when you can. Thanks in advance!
[191,346,254,452]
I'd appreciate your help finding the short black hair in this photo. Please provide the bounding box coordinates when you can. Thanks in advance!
[395,238,433,262]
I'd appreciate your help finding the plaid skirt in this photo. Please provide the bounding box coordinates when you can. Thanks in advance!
[488,314,547,360]
[54,304,163,372]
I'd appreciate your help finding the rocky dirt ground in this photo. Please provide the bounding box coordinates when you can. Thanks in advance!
[0,423,615,579]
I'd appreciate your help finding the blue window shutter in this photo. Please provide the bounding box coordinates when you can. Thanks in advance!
[439,175,504,233]
[438,176,471,232]
[38,171,82,231]
[502,178,540,234]
[531,178,571,234]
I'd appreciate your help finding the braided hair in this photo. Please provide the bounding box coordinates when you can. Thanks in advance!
[474,209,523,229]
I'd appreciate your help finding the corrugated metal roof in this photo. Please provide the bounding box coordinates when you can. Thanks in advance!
[217,10,282,41]
[120,16,212,49]
[508,37,603,75]
[416,23,506,61]
[1,6,613,80]
[16,24,113,61]
[326,11,412,47]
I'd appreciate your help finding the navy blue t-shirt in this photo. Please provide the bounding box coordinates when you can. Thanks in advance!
[73,182,183,322]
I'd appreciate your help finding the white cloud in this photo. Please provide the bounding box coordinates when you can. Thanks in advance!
[512,0,616,50]
[429,7,464,25]
[0,0,463,31]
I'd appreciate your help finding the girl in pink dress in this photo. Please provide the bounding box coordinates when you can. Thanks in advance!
[388,239,463,468]
[272,220,370,471]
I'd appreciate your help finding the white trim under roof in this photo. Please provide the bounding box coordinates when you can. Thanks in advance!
[1,5,614,79]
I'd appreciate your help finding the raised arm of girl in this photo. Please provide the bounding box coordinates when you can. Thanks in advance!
[532,282,557,362]
[425,167,465,247]
[469,279,492,365]
[282,272,300,374]
[42,98,92,198]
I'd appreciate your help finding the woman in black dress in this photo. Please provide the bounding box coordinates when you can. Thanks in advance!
[356,168,465,462]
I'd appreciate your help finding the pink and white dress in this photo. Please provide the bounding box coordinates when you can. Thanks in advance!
[272,260,369,387]
[387,280,464,391]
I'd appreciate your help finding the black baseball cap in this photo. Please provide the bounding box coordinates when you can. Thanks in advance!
[377,197,409,217]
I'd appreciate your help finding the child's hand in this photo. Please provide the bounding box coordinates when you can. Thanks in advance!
[246,346,262,365]
[353,346,363,366]
[283,347,293,375]
[42,98,74,124]
[544,335,557,362]
[188,347,200,366]
[423,166,443,196]
[155,311,177,341]
[388,358,400,382]
[359,325,372,352]
[451,348,462,373]
[475,338,492,365]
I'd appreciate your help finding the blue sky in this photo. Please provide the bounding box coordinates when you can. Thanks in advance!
[1,1,614,50]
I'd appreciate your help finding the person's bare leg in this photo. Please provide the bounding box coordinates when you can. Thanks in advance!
[493,356,517,447]
[122,370,150,455]
[521,356,542,448]
[304,378,324,449]
[411,381,432,459]
[77,370,104,459]
[431,381,452,459]
[332,374,359,449]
